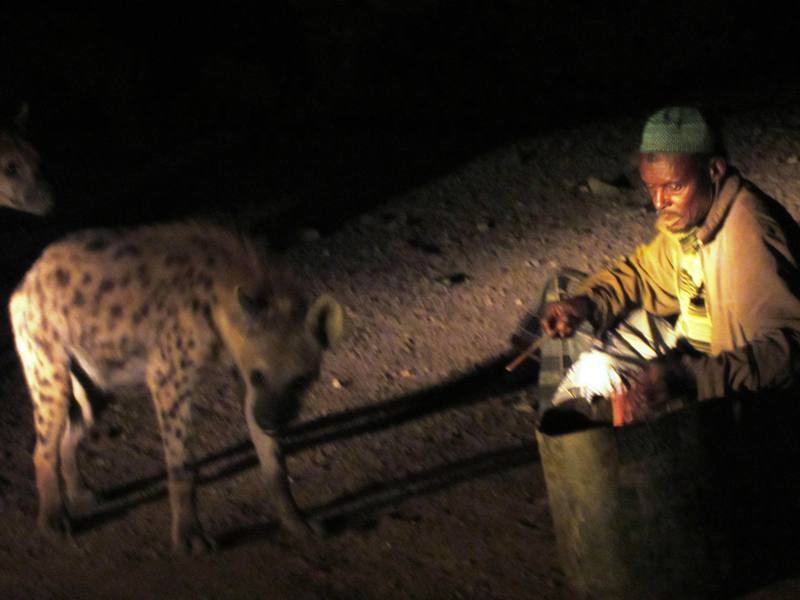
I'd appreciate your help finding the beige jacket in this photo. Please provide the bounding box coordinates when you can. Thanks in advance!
[578,170,800,401]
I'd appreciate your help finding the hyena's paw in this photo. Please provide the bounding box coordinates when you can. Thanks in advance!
[173,527,218,556]
[37,508,73,541]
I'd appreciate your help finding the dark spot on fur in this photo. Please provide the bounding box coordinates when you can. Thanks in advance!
[55,268,70,287]
[98,279,115,295]
[81,272,93,285]
[113,244,142,259]
[72,290,85,307]
[86,237,110,252]
[165,253,190,266]
[205,254,216,267]
[119,273,131,288]
[110,304,123,319]
[132,303,150,325]
[137,264,151,287]
[38,393,54,405]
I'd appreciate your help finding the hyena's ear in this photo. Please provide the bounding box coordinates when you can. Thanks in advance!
[305,294,345,349]
[235,285,269,317]
[14,102,30,136]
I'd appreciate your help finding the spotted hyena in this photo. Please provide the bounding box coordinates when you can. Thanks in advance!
[9,222,343,553]
[0,104,53,215]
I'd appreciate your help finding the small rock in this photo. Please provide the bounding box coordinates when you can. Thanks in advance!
[525,258,541,268]
[586,176,621,197]
[297,228,321,242]
[514,401,535,414]
[476,218,495,232]
[787,154,798,165]
[399,368,415,379]
[514,298,524,306]
[436,272,469,287]
[331,377,344,389]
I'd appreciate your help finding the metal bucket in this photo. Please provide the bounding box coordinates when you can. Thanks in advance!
[537,400,737,598]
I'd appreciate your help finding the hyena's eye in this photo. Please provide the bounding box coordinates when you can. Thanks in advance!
[4,161,18,177]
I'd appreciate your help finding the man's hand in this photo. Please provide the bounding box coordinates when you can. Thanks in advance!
[540,296,592,339]
[621,351,697,423]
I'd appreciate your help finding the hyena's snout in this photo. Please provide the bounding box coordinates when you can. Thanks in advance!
[23,179,54,215]
[249,370,317,431]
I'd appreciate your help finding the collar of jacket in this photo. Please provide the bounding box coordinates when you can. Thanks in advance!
[654,168,743,244]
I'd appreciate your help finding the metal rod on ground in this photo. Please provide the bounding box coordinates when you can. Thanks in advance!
[506,329,600,372]
[505,335,547,372]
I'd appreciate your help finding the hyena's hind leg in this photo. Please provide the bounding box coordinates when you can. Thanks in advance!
[58,371,100,516]
[11,317,74,536]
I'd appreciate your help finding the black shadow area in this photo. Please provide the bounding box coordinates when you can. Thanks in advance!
[73,351,539,541]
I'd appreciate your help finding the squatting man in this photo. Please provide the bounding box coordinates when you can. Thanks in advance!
[537,106,800,423]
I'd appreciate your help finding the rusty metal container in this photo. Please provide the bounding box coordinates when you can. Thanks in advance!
[536,400,737,598]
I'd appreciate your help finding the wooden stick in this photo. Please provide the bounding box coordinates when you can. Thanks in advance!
[505,335,547,372]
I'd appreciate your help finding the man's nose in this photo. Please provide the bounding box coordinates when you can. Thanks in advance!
[652,188,668,210]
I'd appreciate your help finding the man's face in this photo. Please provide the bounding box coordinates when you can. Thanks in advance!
[639,153,713,233]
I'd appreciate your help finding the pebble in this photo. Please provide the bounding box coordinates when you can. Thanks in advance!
[586,176,621,197]
[786,154,798,165]
[298,228,321,242]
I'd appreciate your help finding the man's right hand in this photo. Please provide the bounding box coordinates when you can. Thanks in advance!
[540,296,592,339]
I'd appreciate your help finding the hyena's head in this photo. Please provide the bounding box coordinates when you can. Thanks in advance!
[220,281,344,431]
[0,105,54,216]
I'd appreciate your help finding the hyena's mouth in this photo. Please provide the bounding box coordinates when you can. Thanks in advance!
[249,372,311,431]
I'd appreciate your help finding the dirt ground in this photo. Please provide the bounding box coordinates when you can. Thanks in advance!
[3,91,800,599]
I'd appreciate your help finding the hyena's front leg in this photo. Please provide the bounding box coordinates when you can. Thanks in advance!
[244,399,317,536]
[14,332,73,536]
[147,335,216,554]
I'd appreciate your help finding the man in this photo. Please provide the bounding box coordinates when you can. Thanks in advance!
[539,106,800,422]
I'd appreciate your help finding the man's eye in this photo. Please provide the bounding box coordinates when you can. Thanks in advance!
[668,183,682,192]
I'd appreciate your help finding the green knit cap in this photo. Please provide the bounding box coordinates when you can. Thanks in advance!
[639,106,715,154]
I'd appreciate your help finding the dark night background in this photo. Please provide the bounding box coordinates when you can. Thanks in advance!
[2,3,796,233]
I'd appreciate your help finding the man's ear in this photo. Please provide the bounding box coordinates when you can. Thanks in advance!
[709,157,727,186]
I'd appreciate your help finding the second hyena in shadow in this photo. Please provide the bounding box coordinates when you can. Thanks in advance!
[9,221,343,553]
[0,104,53,216]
